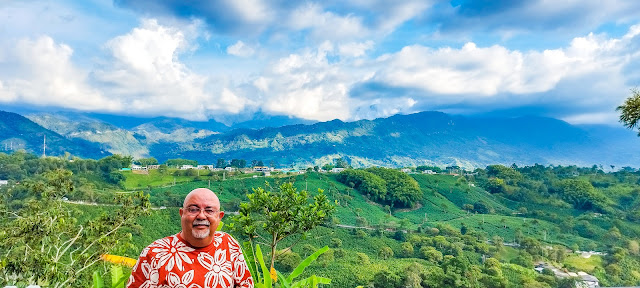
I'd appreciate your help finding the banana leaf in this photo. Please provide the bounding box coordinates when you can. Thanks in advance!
[92,271,104,288]
[286,246,329,283]
[255,245,272,288]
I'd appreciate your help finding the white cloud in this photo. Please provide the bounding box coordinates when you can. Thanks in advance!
[369,25,640,119]
[562,112,620,125]
[338,41,374,58]
[227,41,255,57]
[0,36,119,110]
[287,3,369,41]
[93,19,251,120]
[258,42,354,121]
[224,0,272,23]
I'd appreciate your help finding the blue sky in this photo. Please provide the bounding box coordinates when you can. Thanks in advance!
[2,0,640,125]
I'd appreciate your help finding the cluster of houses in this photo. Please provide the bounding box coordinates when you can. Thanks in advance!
[534,262,599,288]
[125,163,467,176]
[126,164,349,175]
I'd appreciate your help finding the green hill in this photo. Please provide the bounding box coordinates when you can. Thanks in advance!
[0,110,107,158]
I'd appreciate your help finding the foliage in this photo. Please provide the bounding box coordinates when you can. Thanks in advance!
[229,182,335,270]
[617,88,640,135]
[559,179,606,210]
[416,165,443,173]
[252,244,331,288]
[365,167,423,208]
[132,157,158,166]
[164,158,198,167]
[0,169,150,287]
[336,169,387,202]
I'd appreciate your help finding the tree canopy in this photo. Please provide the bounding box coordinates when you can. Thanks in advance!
[617,88,640,136]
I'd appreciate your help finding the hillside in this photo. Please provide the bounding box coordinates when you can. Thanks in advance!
[119,167,640,287]
[3,150,640,287]
[0,111,107,158]
[154,111,640,168]
[14,110,640,168]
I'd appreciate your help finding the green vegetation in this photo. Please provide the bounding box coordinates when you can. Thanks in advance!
[0,168,149,287]
[3,152,640,287]
[336,167,422,208]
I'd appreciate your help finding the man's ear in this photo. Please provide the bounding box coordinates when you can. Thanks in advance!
[219,211,225,219]
[179,208,184,217]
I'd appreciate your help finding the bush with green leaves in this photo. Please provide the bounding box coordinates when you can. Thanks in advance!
[0,169,149,287]
[229,181,335,270]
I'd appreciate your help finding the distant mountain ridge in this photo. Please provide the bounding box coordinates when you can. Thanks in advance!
[148,111,640,169]
[4,110,639,169]
[0,111,107,158]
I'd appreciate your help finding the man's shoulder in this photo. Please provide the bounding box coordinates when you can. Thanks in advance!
[149,234,180,247]
[143,234,184,253]
[214,231,241,245]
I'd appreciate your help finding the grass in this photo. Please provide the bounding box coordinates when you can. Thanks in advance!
[121,169,195,190]
[497,246,520,263]
[563,254,603,273]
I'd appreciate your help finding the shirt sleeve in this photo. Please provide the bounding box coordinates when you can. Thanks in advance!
[228,236,254,288]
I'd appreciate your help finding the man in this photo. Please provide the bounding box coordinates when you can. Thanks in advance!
[127,188,254,288]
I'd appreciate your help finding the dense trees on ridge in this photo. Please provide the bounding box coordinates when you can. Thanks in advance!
[336,167,422,208]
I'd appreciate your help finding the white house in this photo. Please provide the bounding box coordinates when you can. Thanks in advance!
[422,170,436,174]
[0,180,8,186]
[131,165,145,171]
[225,167,237,172]
[331,168,345,173]
[198,165,214,170]
[180,165,195,170]
[253,166,271,172]
[401,168,411,173]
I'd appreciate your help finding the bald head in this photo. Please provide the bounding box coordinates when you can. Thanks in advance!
[183,188,220,209]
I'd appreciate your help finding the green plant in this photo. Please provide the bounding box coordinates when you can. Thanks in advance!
[229,182,334,270]
[91,265,128,288]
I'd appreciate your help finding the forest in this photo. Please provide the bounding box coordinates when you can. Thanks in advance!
[1,151,640,287]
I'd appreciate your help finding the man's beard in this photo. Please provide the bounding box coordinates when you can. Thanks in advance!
[192,219,211,239]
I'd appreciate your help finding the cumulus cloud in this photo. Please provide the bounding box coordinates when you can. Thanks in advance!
[227,41,255,57]
[0,36,119,111]
[93,19,251,120]
[338,41,374,58]
[256,41,354,121]
[361,25,640,123]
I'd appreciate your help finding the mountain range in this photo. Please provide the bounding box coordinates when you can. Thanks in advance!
[1,110,639,169]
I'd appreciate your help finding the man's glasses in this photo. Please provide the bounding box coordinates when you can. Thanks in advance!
[185,206,220,217]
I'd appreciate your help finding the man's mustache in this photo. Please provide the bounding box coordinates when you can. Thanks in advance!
[193,219,210,227]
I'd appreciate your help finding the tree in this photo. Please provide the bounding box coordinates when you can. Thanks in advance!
[420,247,443,263]
[165,158,197,167]
[617,88,640,135]
[229,182,334,272]
[629,240,640,255]
[560,179,605,210]
[378,246,394,259]
[133,157,158,166]
[372,270,401,288]
[335,157,350,168]
[216,158,226,168]
[401,242,415,257]
[0,169,150,287]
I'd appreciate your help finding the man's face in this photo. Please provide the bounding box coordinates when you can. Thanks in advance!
[179,189,224,247]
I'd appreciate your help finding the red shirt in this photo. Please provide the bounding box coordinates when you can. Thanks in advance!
[127,232,254,288]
